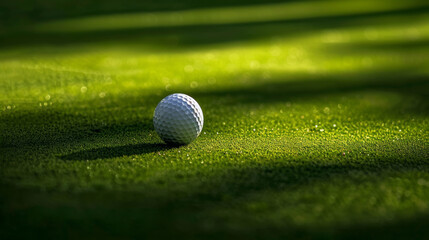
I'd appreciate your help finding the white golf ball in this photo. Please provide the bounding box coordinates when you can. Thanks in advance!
[153,93,204,145]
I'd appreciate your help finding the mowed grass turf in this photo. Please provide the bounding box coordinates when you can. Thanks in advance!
[1,0,429,239]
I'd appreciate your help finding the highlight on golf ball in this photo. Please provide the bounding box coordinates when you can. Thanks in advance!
[153,93,204,145]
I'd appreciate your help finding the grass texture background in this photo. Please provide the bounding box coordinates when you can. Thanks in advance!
[1,0,429,239]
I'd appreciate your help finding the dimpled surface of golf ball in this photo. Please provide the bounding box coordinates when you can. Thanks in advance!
[153,93,204,145]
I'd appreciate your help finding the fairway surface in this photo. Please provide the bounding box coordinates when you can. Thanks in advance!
[1,0,429,239]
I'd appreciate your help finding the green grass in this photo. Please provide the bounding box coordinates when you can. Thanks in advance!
[1,0,429,239]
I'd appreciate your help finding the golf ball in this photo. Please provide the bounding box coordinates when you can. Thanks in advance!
[153,93,204,145]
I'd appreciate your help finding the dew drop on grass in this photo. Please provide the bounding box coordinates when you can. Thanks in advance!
[81,86,87,93]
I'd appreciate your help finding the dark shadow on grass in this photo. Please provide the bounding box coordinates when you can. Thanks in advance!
[194,73,429,100]
[60,143,174,161]
[0,0,295,27]
[327,38,429,53]
[2,156,429,239]
[186,69,429,117]
[1,6,428,50]
[335,213,429,240]
[170,155,429,204]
